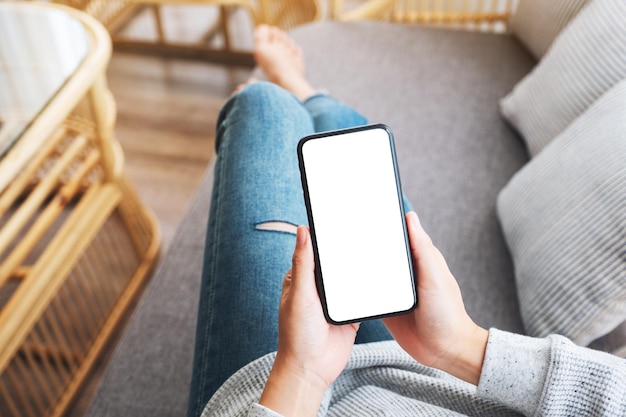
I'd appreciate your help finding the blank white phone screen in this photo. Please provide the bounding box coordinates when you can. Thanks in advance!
[300,127,415,323]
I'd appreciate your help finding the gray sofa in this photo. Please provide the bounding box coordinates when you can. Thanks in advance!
[86,8,625,416]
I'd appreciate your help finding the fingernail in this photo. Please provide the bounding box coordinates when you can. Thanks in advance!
[296,226,307,247]
[408,211,421,229]
[414,212,422,228]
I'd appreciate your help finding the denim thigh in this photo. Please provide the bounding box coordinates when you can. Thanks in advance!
[186,83,313,417]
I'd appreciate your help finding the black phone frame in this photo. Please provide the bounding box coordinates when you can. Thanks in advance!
[297,123,417,325]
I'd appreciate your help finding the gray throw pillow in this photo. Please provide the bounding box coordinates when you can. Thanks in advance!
[497,79,626,353]
[511,0,588,59]
[501,0,626,157]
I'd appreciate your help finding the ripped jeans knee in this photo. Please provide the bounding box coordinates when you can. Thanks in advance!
[255,221,299,235]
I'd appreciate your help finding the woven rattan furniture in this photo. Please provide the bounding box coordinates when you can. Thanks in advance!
[54,0,321,66]
[0,3,160,417]
[332,0,515,32]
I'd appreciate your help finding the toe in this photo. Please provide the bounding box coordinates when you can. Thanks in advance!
[268,26,281,43]
[254,24,271,42]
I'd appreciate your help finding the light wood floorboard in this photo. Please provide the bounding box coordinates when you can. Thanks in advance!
[108,52,251,250]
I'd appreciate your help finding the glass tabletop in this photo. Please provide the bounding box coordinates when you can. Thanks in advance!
[0,2,90,158]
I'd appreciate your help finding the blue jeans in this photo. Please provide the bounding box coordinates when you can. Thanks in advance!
[186,82,401,417]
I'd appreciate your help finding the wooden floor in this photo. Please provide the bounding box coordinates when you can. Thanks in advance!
[63,22,252,417]
[109,4,254,251]
[108,53,251,251]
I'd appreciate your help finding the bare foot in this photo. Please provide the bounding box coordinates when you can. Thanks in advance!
[253,24,315,102]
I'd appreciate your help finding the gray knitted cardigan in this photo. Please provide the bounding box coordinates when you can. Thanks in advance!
[203,329,626,416]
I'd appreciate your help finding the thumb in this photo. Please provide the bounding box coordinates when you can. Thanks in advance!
[406,211,433,259]
[405,211,451,290]
[290,226,316,293]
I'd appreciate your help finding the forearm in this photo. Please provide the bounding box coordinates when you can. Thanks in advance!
[477,329,626,416]
[477,329,551,415]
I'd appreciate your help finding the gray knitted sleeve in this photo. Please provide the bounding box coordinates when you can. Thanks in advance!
[478,329,626,416]
[246,404,281,417]
[205,330,625,416]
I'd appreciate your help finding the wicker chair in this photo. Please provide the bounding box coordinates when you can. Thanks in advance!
[0,3,161,417]
[331,0,516,33]
[54,0,321,66]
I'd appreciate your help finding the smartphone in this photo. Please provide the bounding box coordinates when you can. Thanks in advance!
[297,124,417,325]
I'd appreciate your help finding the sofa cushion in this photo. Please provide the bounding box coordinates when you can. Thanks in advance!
[501,0,626,157]
[511,0,588,59]
[497,79,626,354]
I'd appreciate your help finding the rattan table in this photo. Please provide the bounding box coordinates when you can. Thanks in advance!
[0,3,160,416]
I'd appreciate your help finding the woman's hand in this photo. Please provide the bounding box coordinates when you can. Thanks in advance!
[383,212,489,385]
[259,226,359,416]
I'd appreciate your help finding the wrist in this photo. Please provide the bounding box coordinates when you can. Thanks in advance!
[259,355,328,417]
[440,324,489,385]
